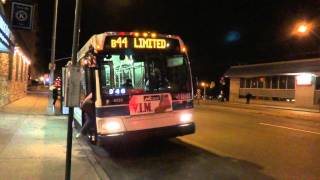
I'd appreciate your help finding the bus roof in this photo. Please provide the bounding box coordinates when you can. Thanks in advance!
[77,32,186,62]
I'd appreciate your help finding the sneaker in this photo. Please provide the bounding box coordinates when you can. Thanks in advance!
[75,133,83,139]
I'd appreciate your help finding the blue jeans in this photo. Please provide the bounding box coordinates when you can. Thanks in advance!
[80,112,93,135]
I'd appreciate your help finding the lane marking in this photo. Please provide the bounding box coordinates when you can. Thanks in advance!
[259,123,320,135]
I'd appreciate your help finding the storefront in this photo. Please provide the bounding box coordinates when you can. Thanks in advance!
[225,58,320,109]
[0,11,31,106]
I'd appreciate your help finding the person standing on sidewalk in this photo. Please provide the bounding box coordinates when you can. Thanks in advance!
[76,92,94,138]
[246,93,252,104]
[52,86,58,106]
[196,88,201,105]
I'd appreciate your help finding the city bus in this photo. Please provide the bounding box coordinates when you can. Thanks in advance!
[73,32,195,144]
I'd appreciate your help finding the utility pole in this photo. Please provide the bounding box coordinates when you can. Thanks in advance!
[65,0,82,179]
[48,0,59,114]
[203,86,206,101]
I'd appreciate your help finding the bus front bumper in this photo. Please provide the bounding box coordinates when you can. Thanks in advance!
[98,122,195,143]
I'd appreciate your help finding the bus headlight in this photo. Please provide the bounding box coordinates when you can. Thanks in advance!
[101,119,124,134]
[103,121,121,131]
[180,113,192,123]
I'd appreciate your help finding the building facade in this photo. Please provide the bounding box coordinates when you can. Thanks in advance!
[0,3,31,107]
[225,58,320,109]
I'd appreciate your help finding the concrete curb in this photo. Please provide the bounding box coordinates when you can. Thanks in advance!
[74,131,110,180]
[201,101,319,113]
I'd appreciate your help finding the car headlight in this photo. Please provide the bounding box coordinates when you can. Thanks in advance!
[180,113,192,123]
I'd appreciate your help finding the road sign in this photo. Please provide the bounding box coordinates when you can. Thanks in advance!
[48,63,56,70]
[11,2,33,30]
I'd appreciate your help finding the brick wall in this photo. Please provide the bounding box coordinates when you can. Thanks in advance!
[0,52,28,107]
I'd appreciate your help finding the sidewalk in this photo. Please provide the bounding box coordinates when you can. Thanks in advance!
[199,100,320,122]
[0,92,103,179]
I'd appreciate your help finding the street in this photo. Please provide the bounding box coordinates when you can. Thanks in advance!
[1,93,320,179]
[90,104,320,179]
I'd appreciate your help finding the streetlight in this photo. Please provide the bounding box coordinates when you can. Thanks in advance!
[201,82,208,100]
[291,20,320,45]
[292,21,314,37]
[297,24,308,33]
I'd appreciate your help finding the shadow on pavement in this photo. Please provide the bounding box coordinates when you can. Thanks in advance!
[90,138,274,180]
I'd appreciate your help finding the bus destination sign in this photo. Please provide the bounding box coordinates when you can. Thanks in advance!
[106,36,174,50]
[109,37,168,49]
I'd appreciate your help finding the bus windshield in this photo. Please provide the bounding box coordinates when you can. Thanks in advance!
[100,52,191,94]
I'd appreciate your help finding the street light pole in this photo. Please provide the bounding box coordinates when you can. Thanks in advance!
[65,0,82,179]
[50,0,58,84]
[48,0,59,114]
[201,82,207,101]
[203,85,206,101]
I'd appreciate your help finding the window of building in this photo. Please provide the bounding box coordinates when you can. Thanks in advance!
[265,77,271,88]
[245,78,251,88]
[251,78,258,88]
[316,77,320,90]
[258,77,264,88]
[287,76,295,89]
[272,76,278,89]
[240,78,245,88]
[279,76,287,89]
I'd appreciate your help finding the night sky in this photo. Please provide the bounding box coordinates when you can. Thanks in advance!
[37,0,320,81]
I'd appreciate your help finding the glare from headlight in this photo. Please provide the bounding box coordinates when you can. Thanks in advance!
[180,113,192,123]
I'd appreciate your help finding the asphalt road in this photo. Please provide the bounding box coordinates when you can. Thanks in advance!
[90,104,320,180]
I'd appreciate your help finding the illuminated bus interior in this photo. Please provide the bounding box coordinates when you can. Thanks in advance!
[100,53,191,96]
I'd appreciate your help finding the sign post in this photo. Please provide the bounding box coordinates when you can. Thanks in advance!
[65,0,82,179]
